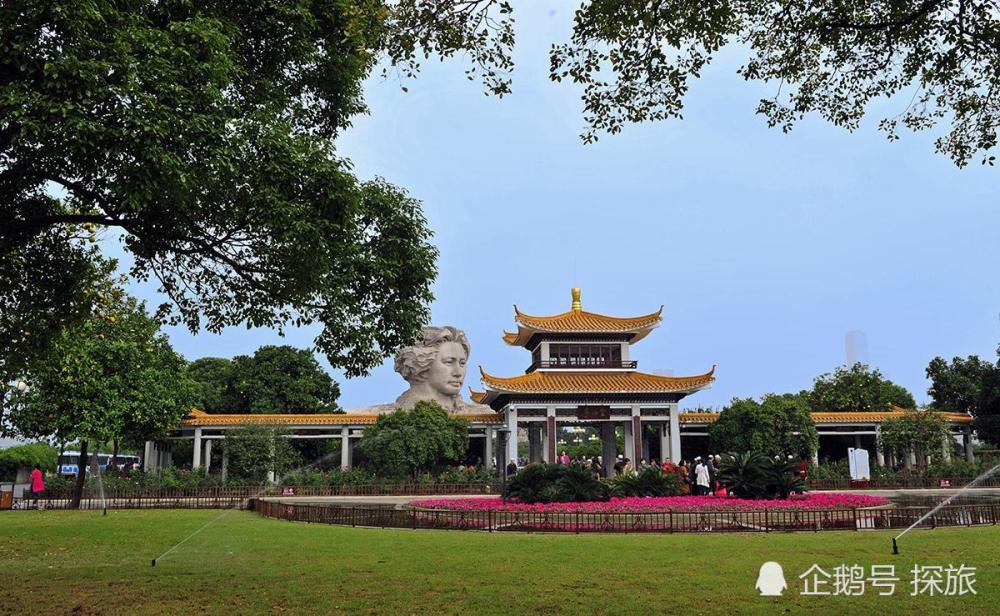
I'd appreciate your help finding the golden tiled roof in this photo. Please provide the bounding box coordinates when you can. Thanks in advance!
[503,289,663,346]
[478,366,715,396]
[677,409,973,425]
[180,409,502,427]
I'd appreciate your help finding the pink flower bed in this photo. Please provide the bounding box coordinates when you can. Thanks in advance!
[413,493,888,513]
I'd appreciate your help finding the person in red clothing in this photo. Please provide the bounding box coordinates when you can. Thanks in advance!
[30,466,45,510]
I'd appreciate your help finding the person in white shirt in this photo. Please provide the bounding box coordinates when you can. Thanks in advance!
[695,459,711,496]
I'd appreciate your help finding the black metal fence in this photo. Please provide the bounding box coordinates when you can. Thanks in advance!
[251,499,1000,533]
[8,483,500,510]
[807,477,1000,490]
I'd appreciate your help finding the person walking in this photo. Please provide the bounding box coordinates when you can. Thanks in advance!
[695,458,710,496]
[506,459,518,477]
[689,457,700,492]
[29,465,45,510]
[558,450,571,465]
[678,460,690,494]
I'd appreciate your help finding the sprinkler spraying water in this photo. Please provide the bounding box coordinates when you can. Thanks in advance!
[891,462,1000,555]
[150,445,353,568]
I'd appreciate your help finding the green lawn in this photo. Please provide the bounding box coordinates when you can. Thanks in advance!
[1,509,995,614]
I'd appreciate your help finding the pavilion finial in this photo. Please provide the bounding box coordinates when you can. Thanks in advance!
[571,287,582,311]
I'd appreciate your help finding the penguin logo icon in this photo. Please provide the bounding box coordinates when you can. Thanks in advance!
[755,562,787,596]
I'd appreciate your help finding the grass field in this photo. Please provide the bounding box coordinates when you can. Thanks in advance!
[1,509,995,614]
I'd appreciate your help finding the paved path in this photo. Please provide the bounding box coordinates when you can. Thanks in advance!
[265,494,497,506]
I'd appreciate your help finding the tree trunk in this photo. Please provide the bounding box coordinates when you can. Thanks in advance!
[111,439,119,469]
[71,439,88,509]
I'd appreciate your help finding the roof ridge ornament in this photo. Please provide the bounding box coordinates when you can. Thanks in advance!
[571,287,582,311]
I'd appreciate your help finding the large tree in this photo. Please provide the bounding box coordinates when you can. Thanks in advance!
[186,357,239,414]
[395,2,1000,166]
[3,276,195,507]
[3,0,519,380]
[709,393,818,459]
[878,409,951,467]
[550,1,1000,166]
[806,363,916,411]
[355,400,469,478]
[186,346,339,414]
[927,347,1000,445]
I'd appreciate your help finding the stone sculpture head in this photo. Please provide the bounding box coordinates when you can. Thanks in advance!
[393,326,471,412]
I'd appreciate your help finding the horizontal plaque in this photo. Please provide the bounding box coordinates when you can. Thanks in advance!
[576,405,611,420]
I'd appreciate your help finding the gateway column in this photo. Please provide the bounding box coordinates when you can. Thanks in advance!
[484,428,494,469]
[546,406,557,463]
[669,404,681,464]
[528,424,543,464]
[340,427,350,469]
[631,406,642,464]
[600,422,617,478]
[506,406,519,466]
[659,422,670,463]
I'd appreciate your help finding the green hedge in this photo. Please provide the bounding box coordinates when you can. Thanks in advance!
[40,465,499,490]
[0,443,58,481]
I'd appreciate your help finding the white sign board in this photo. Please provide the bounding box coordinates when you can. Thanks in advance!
[848,447,871,480]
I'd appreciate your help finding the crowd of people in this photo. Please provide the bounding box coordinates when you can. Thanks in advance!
[505,450,736,496]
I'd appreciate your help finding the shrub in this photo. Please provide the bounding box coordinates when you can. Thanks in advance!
[356,401,469,478]
[608,467,683,497]
[506,463,609,503]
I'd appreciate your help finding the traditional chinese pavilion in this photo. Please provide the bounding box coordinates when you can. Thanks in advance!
[471,288,715,475]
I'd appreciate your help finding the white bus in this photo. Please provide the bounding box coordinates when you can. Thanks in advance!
[57,452,141,476]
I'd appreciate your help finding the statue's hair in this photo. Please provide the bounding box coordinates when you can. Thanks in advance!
[394,326,470,383]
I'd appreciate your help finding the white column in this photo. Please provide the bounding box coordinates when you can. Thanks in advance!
[221,447,229,483]
[623,417,635,461]
[541,421,550,462]
[484,428,494,469]
[507,406,519,464]
[143,441,154,472]
[669,404,681,463]
[659,422,670,463]
[875,426,885,467]
[204,439,213,473]
[964,426,975,462]
[942,435,952,462]
[545,405,557,464]
[340,427,350,469]
[192,427,203,469]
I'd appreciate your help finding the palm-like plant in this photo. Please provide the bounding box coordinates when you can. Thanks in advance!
[716,451,769,499]
[763,457,805,499]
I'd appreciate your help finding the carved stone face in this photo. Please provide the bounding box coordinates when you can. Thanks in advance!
[426,341,468,397]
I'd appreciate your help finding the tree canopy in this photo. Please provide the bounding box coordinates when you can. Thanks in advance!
[709,393,818,459]
[349,1,1000,167]
[926,351,997,412]
[927,347,1000,446]
[224,425,301,484]
[2,275,196,505]
[805,363,916,411]
[355,400,469,478]
[878,409,951,465]
[3,0,497,380]
[186,345,340,414]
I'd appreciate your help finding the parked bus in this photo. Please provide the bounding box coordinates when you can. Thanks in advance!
[57,452,141,476]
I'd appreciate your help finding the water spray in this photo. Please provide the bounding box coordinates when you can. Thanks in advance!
[150,443,356,568]
[891,463,1000,555]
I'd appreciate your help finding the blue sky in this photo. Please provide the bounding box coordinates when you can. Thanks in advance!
[127,1,1000,411]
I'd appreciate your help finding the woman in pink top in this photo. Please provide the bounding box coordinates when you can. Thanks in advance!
[30,466,45,508]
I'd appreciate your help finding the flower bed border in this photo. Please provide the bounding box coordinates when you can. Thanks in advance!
[251,498,1000,534]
